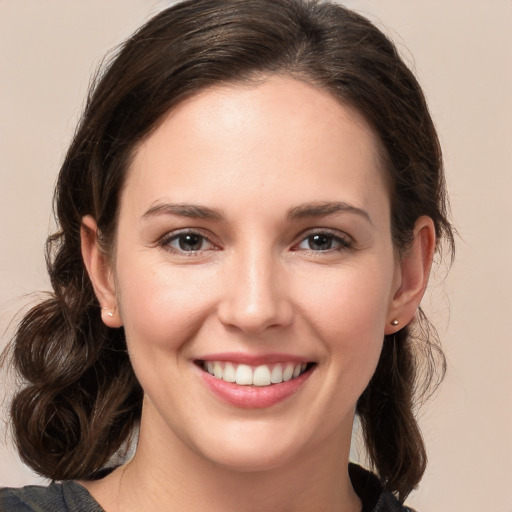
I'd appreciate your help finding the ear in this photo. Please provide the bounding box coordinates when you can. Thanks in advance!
[385,216,436,335]
[81,215,123,327]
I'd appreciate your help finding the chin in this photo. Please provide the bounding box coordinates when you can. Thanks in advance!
[202,443,299,473]
[185,419,327,475]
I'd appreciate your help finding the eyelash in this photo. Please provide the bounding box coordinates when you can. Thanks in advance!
[158,229,218,255]
[291,229,353,253]
[157,228,353,255]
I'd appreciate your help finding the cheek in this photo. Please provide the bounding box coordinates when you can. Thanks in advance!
[295,263,393,383]
[296,263,393,335]
[115,259,215,356]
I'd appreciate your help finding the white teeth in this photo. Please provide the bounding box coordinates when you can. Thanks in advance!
[253,365,271,386]
[270,364,283,384]
[235,364,253,385]
[213,362,223,379]
[202,361,310,386]
[223,362,236,382]
[282,364,294,382]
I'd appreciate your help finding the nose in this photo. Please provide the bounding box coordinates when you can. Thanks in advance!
[217,248,293,335]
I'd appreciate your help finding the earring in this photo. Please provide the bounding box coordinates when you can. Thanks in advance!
[102,306,114,318]
[390,319,399,326]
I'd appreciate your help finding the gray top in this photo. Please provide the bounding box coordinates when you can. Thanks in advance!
[0,464,415,511]
[0,481,103,512]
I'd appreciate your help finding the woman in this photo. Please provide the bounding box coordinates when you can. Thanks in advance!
[0,0,453,510]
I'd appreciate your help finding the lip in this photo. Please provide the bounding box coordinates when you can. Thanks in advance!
[196,355,315,409]
[196,351,311,366]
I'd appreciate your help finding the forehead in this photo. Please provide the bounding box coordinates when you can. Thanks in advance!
[124,77,388,218]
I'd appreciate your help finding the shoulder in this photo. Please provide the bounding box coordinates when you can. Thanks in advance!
[0,481,104,512]
[349,463,417,512]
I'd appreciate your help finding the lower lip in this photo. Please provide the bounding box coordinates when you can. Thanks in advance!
[199,367,314,409]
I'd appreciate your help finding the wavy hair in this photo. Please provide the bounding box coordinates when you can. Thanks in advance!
[4,0,453,501]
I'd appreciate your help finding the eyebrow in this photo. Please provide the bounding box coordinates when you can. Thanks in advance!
[142,200,372,224]
[142,202,224,221]
[288,201,372,224]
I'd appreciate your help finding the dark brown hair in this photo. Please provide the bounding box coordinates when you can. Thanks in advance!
[4,0,453,502]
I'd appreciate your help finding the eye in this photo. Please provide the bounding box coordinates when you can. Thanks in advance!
[294,231,352,252]
[160,231,216,253]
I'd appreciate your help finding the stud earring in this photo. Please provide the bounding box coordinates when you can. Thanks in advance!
[390,319,399,326]
[102,307,114,318]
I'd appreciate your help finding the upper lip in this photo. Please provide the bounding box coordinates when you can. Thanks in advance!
[195,352,314,366]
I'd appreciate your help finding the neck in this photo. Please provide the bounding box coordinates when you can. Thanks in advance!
[111,417,361,512]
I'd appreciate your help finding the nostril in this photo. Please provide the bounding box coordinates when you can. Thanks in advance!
[217,298,294,334]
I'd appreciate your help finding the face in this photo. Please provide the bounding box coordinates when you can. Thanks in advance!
[102,77,403,471]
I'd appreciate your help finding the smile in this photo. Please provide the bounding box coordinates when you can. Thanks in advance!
[200,361,312,387]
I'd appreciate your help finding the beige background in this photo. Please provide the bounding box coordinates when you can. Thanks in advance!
[1,1,511,511]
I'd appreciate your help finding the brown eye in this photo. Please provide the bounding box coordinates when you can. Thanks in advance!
[295,231,352,252]
[306,234,334,251]
[165,232,215,252]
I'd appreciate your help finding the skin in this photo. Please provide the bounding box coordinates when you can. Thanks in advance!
[81,76,435,512]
